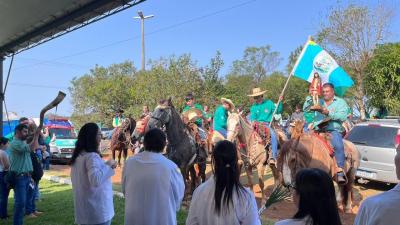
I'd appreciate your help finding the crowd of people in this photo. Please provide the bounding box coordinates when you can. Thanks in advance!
[0,117,51,225]
[70,122,400,225]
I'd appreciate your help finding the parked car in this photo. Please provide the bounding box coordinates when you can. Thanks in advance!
[101,127,113,140]
[345,119,400,184]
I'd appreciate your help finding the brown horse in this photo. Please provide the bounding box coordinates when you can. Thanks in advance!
[278,120,360,213]
[110,117,136,166]
[226,112,287,204]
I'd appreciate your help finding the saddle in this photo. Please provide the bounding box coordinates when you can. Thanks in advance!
[312,132,335,157]
[253,122,271,146]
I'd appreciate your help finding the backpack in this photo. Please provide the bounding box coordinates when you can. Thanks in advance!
[30,151,44,182]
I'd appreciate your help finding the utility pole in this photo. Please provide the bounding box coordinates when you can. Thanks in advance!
[134,11,154,71]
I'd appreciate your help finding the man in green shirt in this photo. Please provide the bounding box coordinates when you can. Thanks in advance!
[304,83,350,184]
[9,124,40,225]
[182,93,205,127]
[248,88,283,165]
[213,98,235,139]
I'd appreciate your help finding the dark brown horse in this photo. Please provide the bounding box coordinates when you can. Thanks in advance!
[145,99,207,195]
[110,117,136,166]
[278,120,360,213]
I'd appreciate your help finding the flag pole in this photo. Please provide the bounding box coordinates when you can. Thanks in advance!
[269,36,312,126]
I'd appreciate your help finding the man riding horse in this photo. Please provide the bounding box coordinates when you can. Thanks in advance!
[248,87,283,166]
[183,93,207,142]
[213,98,235,140]
[304,83,350,184]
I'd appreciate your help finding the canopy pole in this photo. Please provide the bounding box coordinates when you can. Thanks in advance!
[269,36,312,126]
[0,56,4,135]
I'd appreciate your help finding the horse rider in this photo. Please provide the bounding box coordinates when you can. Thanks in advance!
[304,83,350,184]
[213,98,235,139]
[183,93,207,141]
[248,87,283,166]
[141,105,152,118]
[113,109,125,128]
[286,104,305,136]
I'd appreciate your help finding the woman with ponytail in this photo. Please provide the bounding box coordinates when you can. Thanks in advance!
[186,140,261,225]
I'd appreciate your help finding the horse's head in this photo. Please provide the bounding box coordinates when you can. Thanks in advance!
[278,137,312,186]
[227,112,240,142]
[290,119,305,139]
[147,98,174,130]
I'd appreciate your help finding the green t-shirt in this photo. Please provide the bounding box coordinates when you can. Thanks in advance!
[213,105,228,131]
[9,138,33,174]
[250,100,283,123]
[183,103,205,127]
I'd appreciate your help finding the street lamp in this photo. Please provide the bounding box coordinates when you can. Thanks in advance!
[134,11,154,71]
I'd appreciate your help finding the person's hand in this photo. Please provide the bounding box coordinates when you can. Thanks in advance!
[320,108,329,115]
[106,159,118,169]
[279,95,284,101]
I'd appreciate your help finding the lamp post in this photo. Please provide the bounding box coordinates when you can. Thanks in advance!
[134,11,154,71]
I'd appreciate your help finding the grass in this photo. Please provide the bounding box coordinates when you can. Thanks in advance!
[3,179,274,225]
[3,180,187,225]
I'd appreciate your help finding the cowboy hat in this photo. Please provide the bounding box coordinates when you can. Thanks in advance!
[247,87,266,97]
[221,98,235,111]
[182,108,203,122]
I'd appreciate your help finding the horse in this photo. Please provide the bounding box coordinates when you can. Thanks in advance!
[145,99,207,194]
[226,112,287,204]
[278,120,360,213]
[110,117,136,166]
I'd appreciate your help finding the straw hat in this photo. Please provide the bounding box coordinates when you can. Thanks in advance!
[182,108,203,122]
[247,87,266,97]
[221,98,235,111]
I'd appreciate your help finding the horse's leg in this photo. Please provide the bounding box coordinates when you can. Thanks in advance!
[188,165,197,194]
[123,147,128,165]
[344,168,356,213]
[257,163,266,204]
[118,149,122,166]
[246,166,254,193]
[112,148,116,161]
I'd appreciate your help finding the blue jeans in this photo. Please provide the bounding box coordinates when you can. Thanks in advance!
[330,131,345,169]
[0,171,10,218]
[42,158,50,170]
[216,128,227,139]
[268,127,278,159]
[81,220,112,225]
[14,175,30,225]
[26,181,37,214]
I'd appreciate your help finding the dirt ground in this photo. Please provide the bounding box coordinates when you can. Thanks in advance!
[50,141,394,225]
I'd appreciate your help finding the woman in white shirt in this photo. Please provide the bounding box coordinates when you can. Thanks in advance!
[0,137,10,219]
[186,140,261,225]
[275,168,342,225]
[70,123,117,225]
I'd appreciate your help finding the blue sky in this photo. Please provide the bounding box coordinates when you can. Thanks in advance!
[2,0,399,117]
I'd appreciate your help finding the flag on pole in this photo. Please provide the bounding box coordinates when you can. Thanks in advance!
[291,40,354,96]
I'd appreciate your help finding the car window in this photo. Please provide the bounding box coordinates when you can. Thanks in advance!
[346,125,398,148]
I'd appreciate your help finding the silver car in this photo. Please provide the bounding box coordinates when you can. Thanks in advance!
[346,119,400,184]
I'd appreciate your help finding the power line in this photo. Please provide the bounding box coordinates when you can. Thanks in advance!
[11,0,257,71]
[8,82,69,90]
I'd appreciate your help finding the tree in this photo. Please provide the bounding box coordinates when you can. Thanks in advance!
[200,51,225,109]
[69,61,136,128]
[229,45,282,84]
[318,3,394,120]
[224,74,254,109]
[286,46,302,75]
[365,43,400,115]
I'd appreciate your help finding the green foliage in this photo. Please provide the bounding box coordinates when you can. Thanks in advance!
[69,61,136,128]
[200,51,225,109]
[229,45,282,84]
[365,43,400,115]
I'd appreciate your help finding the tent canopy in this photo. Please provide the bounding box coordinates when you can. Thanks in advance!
[0,0,145,56]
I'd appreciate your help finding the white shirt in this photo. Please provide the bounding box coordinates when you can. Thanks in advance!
[354,184,400,225]
[122,151,184,225]
[71,152,115,225]
[0,150,10,172]
[275,217,311,225]
[186,176,261,225]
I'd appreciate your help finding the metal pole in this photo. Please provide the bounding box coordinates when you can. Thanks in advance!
[269,36,312,125]
[0,56,4,135]
[141,18,145,71]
